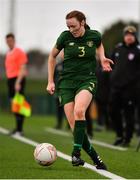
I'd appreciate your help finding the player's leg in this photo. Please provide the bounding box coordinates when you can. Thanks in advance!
[73,90,107,169]
[63,90,92,166]
[64,94,106,169]
[14,114,24,135]
[64,101,85,166]
[64,102,75,129]
[16,78,26,135]
[123,101,135,146]
[110,90,124,145]
[82,130,107,169]
[71,90,92,166]
[7,78,25,135]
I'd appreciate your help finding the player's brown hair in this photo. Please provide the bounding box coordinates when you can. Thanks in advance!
[5,33,15,39]
[66,10,90,29]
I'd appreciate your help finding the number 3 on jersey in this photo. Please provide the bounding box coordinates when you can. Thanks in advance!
[78,46,85,57]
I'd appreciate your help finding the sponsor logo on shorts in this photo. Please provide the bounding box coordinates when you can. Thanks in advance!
[88,82,95,92]
[88,86,93,91]
[89,82,95,88]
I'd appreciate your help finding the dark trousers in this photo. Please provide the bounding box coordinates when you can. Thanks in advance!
[7,77,26,132]
[55,97,64,129]
[96,100,112,129]
[14,113,25,132]
[110,98,135,141]
[110,85,140,142]
[86,106,93,138]
[7,77,26,98]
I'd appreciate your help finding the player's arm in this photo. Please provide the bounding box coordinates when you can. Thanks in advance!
[15,64,27,92]
[47,47,60,95]
[96,43,113,71]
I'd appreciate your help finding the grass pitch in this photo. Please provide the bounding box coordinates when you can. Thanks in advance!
[0,112,140,179]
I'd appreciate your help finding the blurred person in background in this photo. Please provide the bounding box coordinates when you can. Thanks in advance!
[5,33,28,136]
[110,26,140,147]
[85,103,94,139]
[86,100,99,138]
[47,10,113,169]
[95,62,111,130]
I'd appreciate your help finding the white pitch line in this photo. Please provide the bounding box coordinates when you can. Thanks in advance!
[45,127,127,151]
[46,127,72,137]
[91,140,127,151]
[0,127,126,180]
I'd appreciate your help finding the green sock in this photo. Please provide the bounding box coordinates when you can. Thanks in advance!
[82,133,101,164]
[72,120,86,155]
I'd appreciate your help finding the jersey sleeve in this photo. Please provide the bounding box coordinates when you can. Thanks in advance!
[55,31,66,50]
[94,30,102,48]
[18,49,28,65]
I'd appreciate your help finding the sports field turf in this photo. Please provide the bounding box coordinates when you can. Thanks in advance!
[0,112,140,179]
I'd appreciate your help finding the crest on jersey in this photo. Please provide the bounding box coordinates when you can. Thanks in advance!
[87,41,93,47]
[69,42,75,46]
[128,53,135,61]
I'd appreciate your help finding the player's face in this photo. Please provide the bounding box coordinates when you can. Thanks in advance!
[124,33,135,45]
[6,37,15,50]
[66,17,85,38]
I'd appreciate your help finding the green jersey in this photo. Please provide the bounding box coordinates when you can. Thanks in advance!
[56,29,101,80]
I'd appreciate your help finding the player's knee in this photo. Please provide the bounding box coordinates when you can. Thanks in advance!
[74,106,85,119]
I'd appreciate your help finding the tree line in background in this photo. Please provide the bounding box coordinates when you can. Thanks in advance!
[0,20,138,79]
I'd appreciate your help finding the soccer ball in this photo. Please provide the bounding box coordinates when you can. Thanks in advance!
[34,143,57,166]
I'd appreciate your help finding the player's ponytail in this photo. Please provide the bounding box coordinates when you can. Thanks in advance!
[85,24,90,30]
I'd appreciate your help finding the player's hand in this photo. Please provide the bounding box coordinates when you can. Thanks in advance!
[46,82,55,95]
[15,81,21,92]
[101,57,114,72]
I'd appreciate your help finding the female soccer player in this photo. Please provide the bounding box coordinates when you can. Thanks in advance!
[47,10,113,169]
